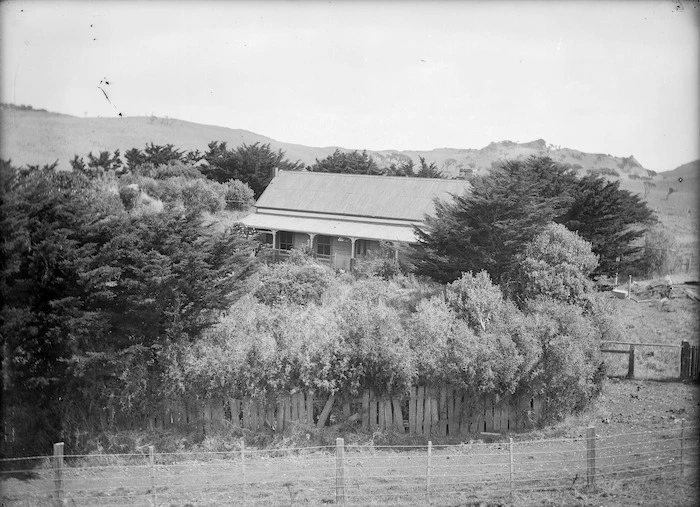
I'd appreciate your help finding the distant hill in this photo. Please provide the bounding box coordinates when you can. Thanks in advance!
[0,105,340,170]
[0,105,661,181]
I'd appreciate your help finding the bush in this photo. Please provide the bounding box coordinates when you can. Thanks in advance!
[409,297,519,393]
[118,184,140,210]
[640,225,681,277]
[522,298,605,422]
[224,179,255,210]
[181,178,226,214]
[445,270,504,333]
[516,223,598,306]
[254,259,334,306]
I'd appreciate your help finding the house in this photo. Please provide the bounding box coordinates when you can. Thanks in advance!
[239,170,470,270]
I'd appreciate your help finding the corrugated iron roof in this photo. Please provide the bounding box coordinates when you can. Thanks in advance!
[254,171,470,221]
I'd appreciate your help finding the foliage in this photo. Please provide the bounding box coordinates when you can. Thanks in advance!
[561,175,656,276]
[224,179,255,210]
[309,149,383,175]
[516,223,598,306]
[414,156,656,283]
[386,158,415,177]
[408,297,523,393]
[351,243,405,280]
[128,160,203,180]
[201,142,304,198]
[124,143,184,170]
[180,178,226,214]
[639,225,681,277]
[416,156,444,178]
[71,150,123,176]
[1,160,257,454]
[522,298,605,422]
[444,271,504,332]
[414,156,574,283]
[119,184,140,210]
[254,259,334,306]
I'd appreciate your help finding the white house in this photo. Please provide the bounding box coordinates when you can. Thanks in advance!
[240,170,470,270]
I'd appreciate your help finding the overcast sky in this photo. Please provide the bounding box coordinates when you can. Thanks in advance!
[1,0,698,171]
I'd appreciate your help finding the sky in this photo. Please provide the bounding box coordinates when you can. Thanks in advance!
[1,0,698,172]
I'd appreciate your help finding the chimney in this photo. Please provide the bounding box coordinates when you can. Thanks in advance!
[273,166,279,178]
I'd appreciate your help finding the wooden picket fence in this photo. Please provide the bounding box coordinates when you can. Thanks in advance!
[110,385,543,436]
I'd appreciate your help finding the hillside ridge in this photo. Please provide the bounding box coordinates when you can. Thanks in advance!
[1,104,689,179]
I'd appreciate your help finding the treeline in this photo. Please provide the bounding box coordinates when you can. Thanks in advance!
[65,141,447,199]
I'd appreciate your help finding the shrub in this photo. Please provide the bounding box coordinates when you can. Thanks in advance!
[522,298,605,422]
[224,179,255,210]
[181,178,226,214]
[254,259,334,306]
[640,225,681,277]
[335,296,415,396]
[445,270,504,333]
[118,184,139,210]
[409,296,522,394]
[516,223,598,306]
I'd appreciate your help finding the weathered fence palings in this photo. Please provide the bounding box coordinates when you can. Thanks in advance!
[80,385,544,436]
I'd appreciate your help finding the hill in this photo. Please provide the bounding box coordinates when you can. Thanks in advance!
[0,105,661,180]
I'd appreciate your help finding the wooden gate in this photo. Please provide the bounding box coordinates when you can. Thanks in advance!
[680,341,700,382]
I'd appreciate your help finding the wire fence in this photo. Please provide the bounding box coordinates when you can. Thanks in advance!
[1,423,698,506]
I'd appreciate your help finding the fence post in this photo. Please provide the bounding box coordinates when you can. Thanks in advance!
[53,442,64,507]
[336,437,346,505]
[426,440,432,501]
[680,341,690,380]
[627,344,635,379]
[509,437,514,499]
[586,425,596,485]
[149,445,156,506]
[680,419,685,477]
[241,439,247,505]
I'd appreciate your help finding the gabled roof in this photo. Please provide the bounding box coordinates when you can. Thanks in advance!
[254,171,470,221]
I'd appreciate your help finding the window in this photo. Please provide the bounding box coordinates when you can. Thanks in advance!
[317,235,331,256]
[279,231,294,250]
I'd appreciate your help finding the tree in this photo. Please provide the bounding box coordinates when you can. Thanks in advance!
[414,156,656,283]
[309,149,383,175]
[640,225,680,277]
[413,156,575,283]
[560,175,656,276]
[416,156,444,178]
[1,164,120,452]
[1,161,258,453]
[70,150,123,175]
[201,142,304,198]
[124,143,184,171]
[386,158,415,177]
